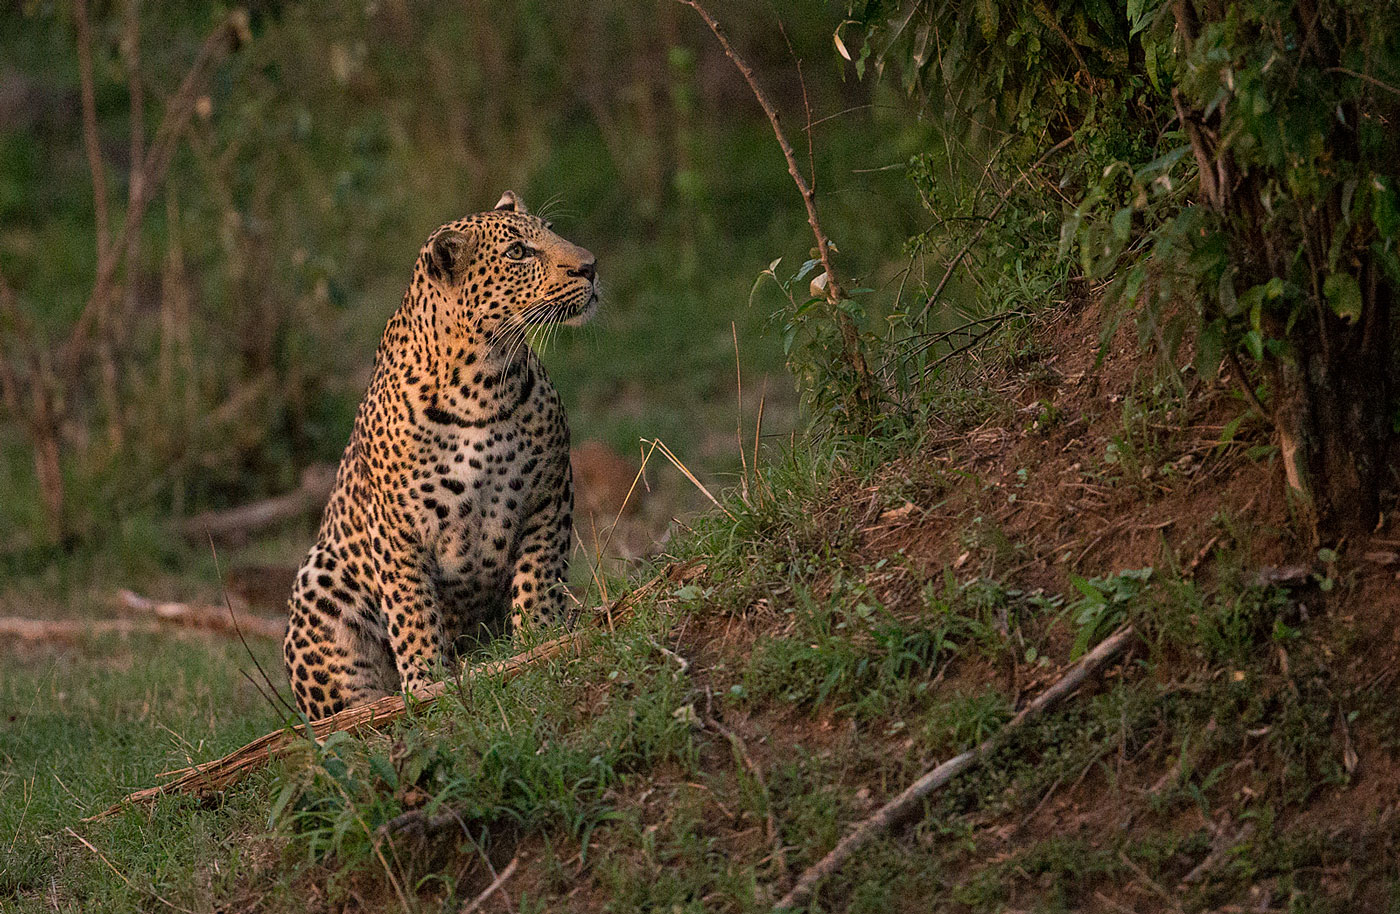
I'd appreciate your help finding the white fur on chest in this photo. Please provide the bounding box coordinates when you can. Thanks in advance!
[415,418,542,575]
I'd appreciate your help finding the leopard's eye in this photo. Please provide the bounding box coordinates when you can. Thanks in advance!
[504,241,532,261]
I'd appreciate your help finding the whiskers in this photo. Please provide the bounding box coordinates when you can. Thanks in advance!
[534,194,578,225]
[488,282,598,367]
[491,295,565,366]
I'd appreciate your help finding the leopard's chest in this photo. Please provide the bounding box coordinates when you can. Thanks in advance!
[405,384,567,578]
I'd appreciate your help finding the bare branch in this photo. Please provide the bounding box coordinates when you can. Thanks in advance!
[910,134,1073,330]
[85,565,683,820]
[776,626,1137,910]
[74,0,111,265]
[123,0,146,305]
[676,0,877,417]
[63,11,246,375]
[116,589,286,640]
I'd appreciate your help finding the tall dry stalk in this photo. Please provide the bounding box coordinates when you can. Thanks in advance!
[0,6,245,542]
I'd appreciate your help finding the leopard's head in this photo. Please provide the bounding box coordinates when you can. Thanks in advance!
[417,191,598,349]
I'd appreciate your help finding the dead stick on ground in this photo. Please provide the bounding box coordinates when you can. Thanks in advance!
[0,618,166,642]
[461,856,519,914]
[0,613,279,644]
[178,463,337,544]
[86,569,676,821]
[117,589,285,639]
[775,625,1136,911]
[86,633,583,821]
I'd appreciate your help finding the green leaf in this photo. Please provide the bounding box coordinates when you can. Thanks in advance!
[268,779,300,827]
[1324,272,1363,323]
[748,272,771,307]
[1111,205,1133,243]
[1216,269,1237,317]
[1215,411,1246,455]
[1133,145,1190,186]
[1373,176,1399,237]
[1069,574,1104,604]
[1243,329,1264,361]
[1196,319,1224,381]
[793,258,820,283]
[1375,242,1400,286]
[368,753,398,789]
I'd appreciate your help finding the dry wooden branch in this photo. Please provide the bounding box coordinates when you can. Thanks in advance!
[775,625,1137,910]
[85,632,583,821]
[0,593,283,644]
[74,0,111,266]
[116,589,285,639]
[63,10,248,375]
[0,617,171,643]
[461,856,519,914]
[85,567,680,821]
[676,0,876,419]
[178,463,337,544]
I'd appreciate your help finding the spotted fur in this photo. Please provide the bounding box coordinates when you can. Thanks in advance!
[283,191,597,720]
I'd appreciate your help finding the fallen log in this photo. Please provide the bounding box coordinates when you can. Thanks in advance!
[85,565,685,821]
[775,625,1137,911]
[178,463,337,545]
[117,590,284,639]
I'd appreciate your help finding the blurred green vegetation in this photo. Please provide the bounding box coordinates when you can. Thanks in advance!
[0,0,932,567]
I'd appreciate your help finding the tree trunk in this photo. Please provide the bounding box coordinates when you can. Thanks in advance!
[1271,266,1392,544]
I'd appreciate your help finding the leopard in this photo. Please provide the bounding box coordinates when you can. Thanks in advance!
[282,191,596,720]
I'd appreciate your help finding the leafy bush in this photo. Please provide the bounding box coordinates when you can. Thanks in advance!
[844,0,1400,540]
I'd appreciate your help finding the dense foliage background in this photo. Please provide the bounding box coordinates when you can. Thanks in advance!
[3,0,1396,554]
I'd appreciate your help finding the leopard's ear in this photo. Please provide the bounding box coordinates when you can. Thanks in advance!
[494,190,527,215]
[424,227,478,285]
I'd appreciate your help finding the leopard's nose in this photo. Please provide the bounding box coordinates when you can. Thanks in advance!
[567,259,596,282]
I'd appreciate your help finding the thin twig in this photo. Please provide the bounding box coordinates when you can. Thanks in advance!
[86,566,684,820]
[63,11,246,375]
[66,828,196,914]
[911,135,1074,329]
[676,0,876,418]
[74,0,111,266]
[461,856,519,914]
[894,309,1027,373]
[775,625,1136,910]
[699,707,787,882]
[207,535,300,717]
[1225,348,1269,420]
[1326,66,1400,97]
[641,437,735,520]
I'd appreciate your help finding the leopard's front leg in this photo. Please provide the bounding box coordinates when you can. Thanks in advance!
[376,542,450,693]
[509,489,573,633]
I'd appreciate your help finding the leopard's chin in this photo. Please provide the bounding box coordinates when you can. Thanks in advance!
[562,290,597,327]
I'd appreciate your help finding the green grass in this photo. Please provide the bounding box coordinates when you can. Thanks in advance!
[0,633,285,911]
[4,413,1400,911]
